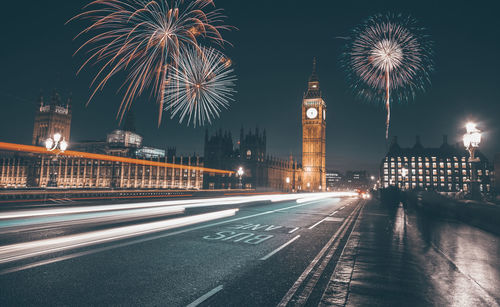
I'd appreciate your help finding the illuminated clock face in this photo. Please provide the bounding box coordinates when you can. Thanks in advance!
[306,108,318,119]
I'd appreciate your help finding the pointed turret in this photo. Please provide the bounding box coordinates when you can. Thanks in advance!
[38,91,44,108]
[305,58,321,99]
[309,57,319,82]
[66,92,72,110]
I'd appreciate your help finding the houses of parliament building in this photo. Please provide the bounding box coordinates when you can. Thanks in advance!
[1,91,205,190]
[1,61,328,192]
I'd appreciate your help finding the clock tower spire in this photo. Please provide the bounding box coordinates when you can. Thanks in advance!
[305,57,321,98]
[302,58,327,192]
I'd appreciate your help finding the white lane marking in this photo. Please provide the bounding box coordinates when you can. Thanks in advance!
[308,218,328,230]
[339,206,345,210]
[186,285,223,307]
[0,200,326,274]
[288,227,300,234]
[278,206,360,307]
[324,217,344,222]
[329,211,338,216]
[260,235,301,261]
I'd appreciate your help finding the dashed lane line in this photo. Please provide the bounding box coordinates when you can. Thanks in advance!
[0,199,329,275]
[288,227,300,234]
[186,285,224,307]
[308,218,328,230]
[259,235,301,261]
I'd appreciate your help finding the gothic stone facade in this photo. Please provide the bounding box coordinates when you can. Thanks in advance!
[203,128,301,191]
[0,152,203,190]
[302,59,326,192]
[32,91,72,146]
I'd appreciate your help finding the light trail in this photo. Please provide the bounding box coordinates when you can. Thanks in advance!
[296,192,358,203]
[0,194,357,272]
[0,142,233,174]
[0,206,186,232]
[0,209,238,265]
[0,192,358,221]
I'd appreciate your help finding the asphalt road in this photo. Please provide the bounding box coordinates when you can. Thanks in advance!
[0,194,362,306]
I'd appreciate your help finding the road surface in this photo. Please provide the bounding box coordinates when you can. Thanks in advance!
[0,193,361,306]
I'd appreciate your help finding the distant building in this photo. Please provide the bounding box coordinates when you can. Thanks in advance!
[32,91,72,146]
[326,170,343,190]
[381,136,491,193]
[203,128,300,191]
[107,130,143,148]
[495,153,500,194]
[135,147,166,159]
[344,171,369,190]
[73,111,164,160]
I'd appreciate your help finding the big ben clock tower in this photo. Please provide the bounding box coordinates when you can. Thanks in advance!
[302,58,326,192]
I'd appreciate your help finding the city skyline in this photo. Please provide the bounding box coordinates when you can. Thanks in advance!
[1,1,500,306]
[0,0,499,174]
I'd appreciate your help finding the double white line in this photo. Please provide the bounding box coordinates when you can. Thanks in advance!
[278,203,363,306]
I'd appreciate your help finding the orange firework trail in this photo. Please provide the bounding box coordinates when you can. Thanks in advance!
[68,0,232,125]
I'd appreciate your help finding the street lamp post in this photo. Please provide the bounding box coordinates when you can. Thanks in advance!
[463,123,482,200]
[370,175,377,190]
[45,133,68,188]
[237,167,244,189]
[401,167,409,191]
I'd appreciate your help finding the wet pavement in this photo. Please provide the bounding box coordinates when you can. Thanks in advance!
[320,199,500,306]
[0,195,361,306]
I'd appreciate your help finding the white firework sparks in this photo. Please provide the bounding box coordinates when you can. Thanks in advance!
[343,13,434,139]
[165,47,236,127]
[69,0,231,124]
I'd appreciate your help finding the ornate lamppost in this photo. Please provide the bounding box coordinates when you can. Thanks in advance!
[45,133,68,188]
[463,123,482,200]
[237,167,244,189]
[401,166,409,190]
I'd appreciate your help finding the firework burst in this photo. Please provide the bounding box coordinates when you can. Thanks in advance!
[69,0,231,124]
[342,13,434,139]
[165,46,236,127]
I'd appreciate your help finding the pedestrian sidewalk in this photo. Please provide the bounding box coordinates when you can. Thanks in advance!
[318,200,500,307]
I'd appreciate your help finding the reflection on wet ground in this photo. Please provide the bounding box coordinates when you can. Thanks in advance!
[338,200,500,306]
[412,203,500,306]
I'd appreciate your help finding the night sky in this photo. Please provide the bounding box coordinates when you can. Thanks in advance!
[0,0,499,173]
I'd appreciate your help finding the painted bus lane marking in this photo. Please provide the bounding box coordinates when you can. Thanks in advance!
[202,223,288,245]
